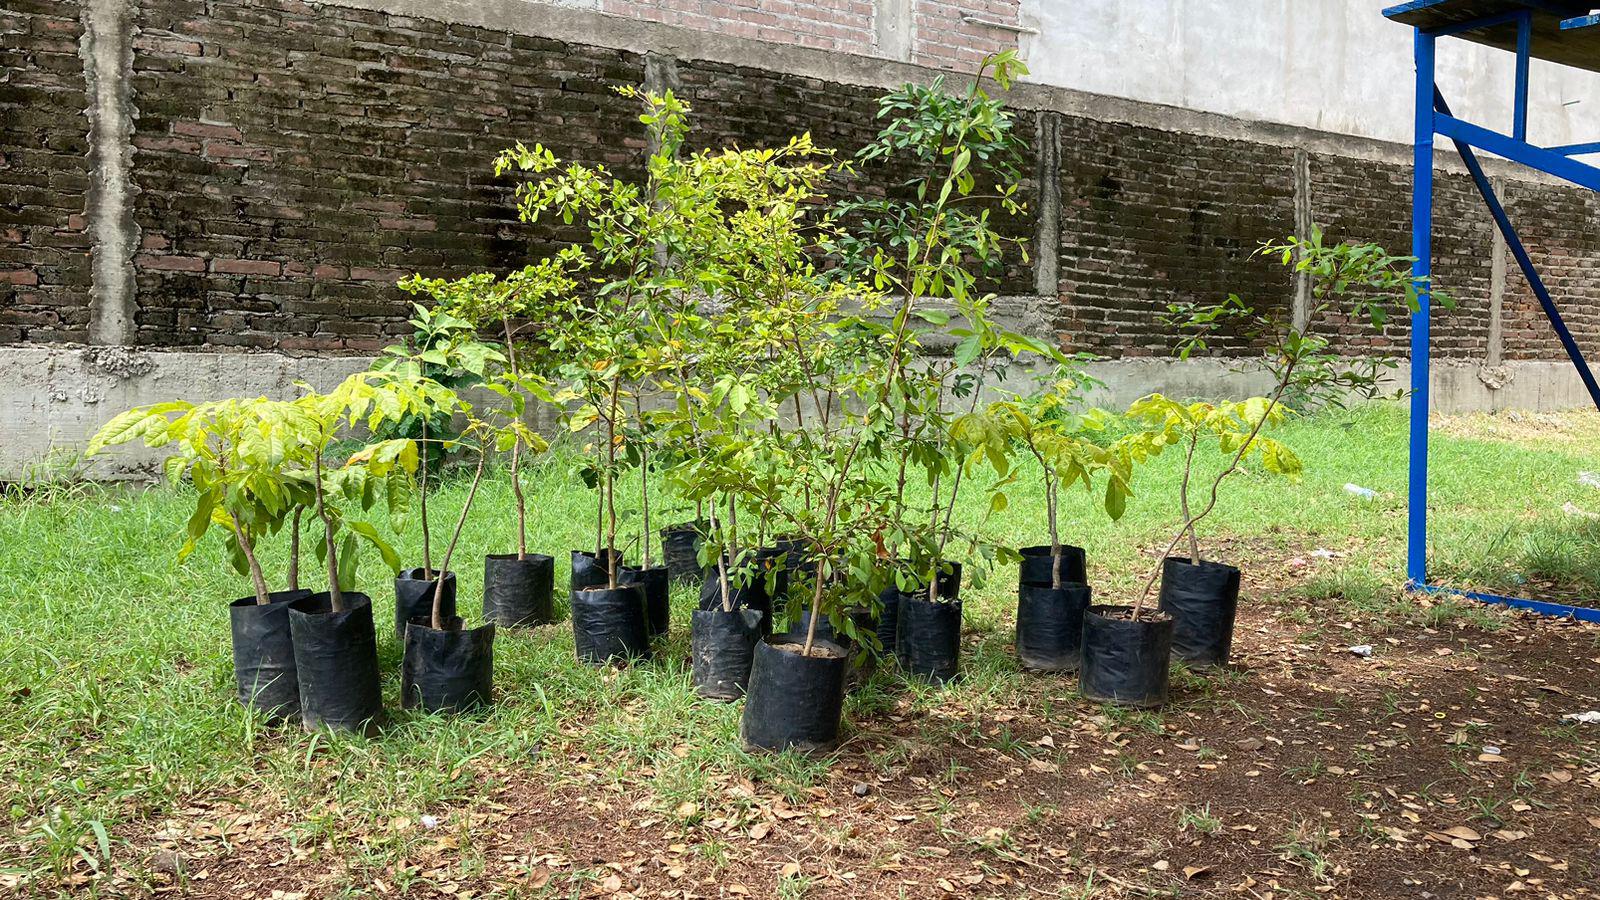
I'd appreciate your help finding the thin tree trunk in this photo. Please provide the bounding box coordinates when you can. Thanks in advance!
[605,378,621,589]
[231,512,271,606]
[1179,428,1200,566]
[312,450,344,613]
[420,414,432,574]
[288,508,302,592]
[637,397,652,568]
[505,318,528,559]
[1046,469,1061,591]
[432,450,487,630]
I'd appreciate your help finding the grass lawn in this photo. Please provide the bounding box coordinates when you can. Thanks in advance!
[3,403,1600,898]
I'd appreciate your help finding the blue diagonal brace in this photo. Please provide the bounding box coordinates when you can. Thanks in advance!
[1435,89,1600,413]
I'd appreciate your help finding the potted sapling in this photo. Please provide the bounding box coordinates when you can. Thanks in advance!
[286,373,427,733]
[400,252,578,628]
[87,397,316,721]
[987,370,1138,673]
[374,303,503,637]
[497,88,780,660]
[619,402,671,639]
[397,415,498,714]
[830,51,1036,684]
[1088,233,1438,703]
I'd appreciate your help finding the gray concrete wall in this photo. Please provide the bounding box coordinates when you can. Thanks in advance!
[14,344,1585,482]
[1018,0,1600,148]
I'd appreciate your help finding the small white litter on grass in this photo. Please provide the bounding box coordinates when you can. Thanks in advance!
[1578,471,1600,490]
[1348,645,1373,658]
[1562,711,1600,725]
[1344,483,1377,499]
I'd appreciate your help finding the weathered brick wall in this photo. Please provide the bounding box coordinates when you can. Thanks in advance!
[604,0,875,54]
[0,1,92,344]
[3,0,1595,373]
[1502,182,1600,361]
[1054,120,1298,357]
[128,0,644,351]
[1308,155,1495,359]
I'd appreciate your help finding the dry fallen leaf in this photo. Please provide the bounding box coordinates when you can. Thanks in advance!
[749,822,771,841]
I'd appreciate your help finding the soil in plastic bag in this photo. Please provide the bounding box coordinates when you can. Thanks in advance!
[229,589,311,721]
[288,592,384,734]
[740,637,849,752]
[660,523,706,584]
[1157,556,1241,668]
[1017,544,1088,589]
[621,564,671,638]
[401,616,495,714]
[571,584,651,665]
[1015,582,1092,672]
[895,593,962,683]
[570,548,624,596]
[394,568,456,637]
[690,607,764,700]
[1079,605,1173,708]
[484,553,556,627]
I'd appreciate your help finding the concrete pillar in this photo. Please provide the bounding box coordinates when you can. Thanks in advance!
[1486,177,1507,370]
[1032,112,1061,299]
[874,0,913,62]
[79,0,139,347]
[1291,149,1312,332]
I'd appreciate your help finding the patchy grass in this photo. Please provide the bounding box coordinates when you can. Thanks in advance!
[2,404,1599,897]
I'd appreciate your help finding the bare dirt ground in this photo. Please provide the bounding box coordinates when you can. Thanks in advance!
[102,554,1600,900]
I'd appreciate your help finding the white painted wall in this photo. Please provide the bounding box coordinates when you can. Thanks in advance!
[1018,0,1600,147]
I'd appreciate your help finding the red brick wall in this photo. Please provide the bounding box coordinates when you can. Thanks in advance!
[0,1,93,344]
[913,0,1022,71]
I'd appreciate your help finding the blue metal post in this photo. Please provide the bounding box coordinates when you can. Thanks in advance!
[1513,12,1531,140]
[1407,28,1435,588]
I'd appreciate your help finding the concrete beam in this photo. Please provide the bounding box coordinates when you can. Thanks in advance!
[79,0,139,346]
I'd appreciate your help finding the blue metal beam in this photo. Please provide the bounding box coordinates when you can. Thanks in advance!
[1560,13,1600,29]
[1433,114,1600,191]
[1407,29,1435,588]
[1435,90,1600,411]
[1410,582,1600,622]
[1513,12,1531,140]
[1550,141,1600,156]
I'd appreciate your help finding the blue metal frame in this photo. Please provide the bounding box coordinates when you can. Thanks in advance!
[1403,6,1600,620]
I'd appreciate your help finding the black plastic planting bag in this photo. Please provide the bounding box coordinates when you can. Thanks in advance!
[1015,582,1092,672]
[660,523,706,583]
[394,568,456,637]
[571,585,650,665]
[698,567,773,634]
[1018,545,1088,589]
[1079,605,1173,708]
[896,594,962,683]
[873,585,900,655]
[402,616,495,714]
[1157,557,1241,668]
[741,638,849,752]
[570,548,624,595]
[288,592,383,733]
[621,565,671,638]
[484,553,556,627]
[229,589,311,721]
[690,607,764,700]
